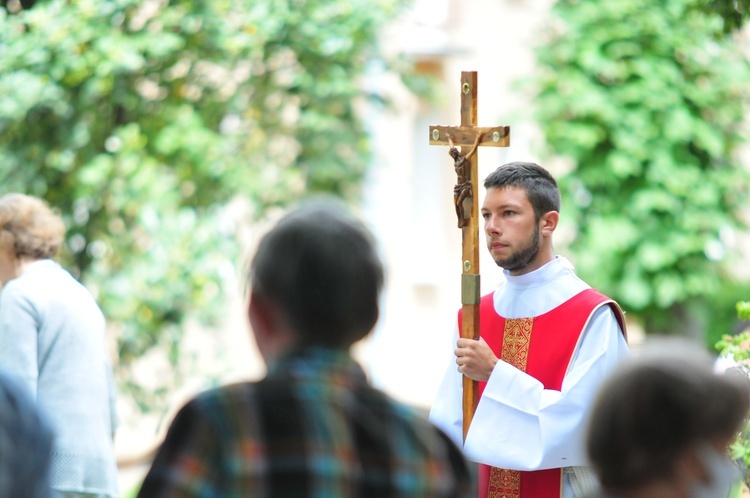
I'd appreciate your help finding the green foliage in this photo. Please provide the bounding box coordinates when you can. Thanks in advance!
[702,283,750,349]
[697,0,750,34]
[535,0,750,335]
[0,0,409,416]
[715,302,750,485]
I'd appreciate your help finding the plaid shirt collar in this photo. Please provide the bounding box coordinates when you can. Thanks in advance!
[268,346,368,385]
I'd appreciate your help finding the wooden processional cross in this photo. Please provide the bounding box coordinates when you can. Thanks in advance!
[429,71,510,439]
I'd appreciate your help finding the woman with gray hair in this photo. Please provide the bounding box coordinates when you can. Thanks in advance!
[586,338,750,498]
[0,194,119,498]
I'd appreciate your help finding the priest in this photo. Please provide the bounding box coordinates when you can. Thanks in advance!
[430,161,629,498]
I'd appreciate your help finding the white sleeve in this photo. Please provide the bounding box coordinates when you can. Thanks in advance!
[0,286,40,399]
[429,330,465,448]
[463,305,628,470]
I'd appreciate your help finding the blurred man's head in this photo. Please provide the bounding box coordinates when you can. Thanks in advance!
[248,199,384,362]
[587,338,750,497]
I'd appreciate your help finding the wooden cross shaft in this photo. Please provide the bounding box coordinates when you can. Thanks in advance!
[429,71,511,440]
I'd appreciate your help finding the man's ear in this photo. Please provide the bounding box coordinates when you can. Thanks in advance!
[248,292,274,338]
[540,211,559,236]
[672,447,708,494]
[248,292,295,364]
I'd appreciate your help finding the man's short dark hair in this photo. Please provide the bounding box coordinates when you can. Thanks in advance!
[249,199,384,348]
[483,162,561,221]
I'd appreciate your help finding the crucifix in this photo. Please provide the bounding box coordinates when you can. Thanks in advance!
[429,71,510,439]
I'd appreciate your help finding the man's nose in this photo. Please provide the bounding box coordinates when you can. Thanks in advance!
[485,215,500,234]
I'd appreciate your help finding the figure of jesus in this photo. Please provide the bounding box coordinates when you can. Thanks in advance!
[449,135,480,229]
[450,147,472,228]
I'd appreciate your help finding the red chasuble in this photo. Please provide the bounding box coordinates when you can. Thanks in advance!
[458,288,626,498]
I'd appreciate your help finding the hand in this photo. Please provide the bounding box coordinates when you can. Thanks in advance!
[455,337,498,382]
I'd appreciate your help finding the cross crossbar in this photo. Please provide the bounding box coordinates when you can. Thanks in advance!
[429,125,510,148]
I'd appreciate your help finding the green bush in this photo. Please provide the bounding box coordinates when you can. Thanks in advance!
[0,0,412,419]
[534,0,750,338]
[715,301,750,488]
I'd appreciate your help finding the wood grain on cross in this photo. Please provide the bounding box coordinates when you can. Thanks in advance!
[429,71,510,440]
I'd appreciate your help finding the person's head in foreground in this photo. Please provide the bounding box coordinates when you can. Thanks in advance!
[587,338,750,498]
[248,198,384,363]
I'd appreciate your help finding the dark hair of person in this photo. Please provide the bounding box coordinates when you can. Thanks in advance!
[587,343,750,494]
[483,162,561,221]
[249,199,384,349]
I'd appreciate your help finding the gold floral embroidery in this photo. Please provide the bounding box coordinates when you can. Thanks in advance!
[487,317,534,498]
[500,317,533,372]
[488,468,521,498]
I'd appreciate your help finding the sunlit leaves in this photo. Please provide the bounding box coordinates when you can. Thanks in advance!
[0,0,408,417]
[535,0,750,334]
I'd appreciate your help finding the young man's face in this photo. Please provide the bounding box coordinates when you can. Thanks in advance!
[481,186,544,276]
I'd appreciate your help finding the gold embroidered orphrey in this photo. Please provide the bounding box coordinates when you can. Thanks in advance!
[488,317,533,498]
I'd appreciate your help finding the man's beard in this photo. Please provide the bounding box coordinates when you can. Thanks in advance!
[494,228,540,273]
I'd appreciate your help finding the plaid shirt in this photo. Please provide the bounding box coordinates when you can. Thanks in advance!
[138,347,472,498]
